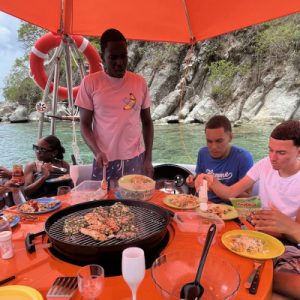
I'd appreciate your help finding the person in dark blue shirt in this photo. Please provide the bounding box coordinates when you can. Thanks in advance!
[187,115,253,203]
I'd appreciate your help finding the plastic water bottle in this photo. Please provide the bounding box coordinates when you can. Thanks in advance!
[199,179,208,211]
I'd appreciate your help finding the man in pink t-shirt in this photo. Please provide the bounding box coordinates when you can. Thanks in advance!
[75,28,154,182]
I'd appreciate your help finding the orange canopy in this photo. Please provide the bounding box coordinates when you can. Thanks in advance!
[0,0,300,43]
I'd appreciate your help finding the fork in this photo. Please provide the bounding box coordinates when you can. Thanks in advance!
[233,217,248,230]
[244,260,263,288]
[51,165,67,173]
[46,276,78,299]
[100,165,108,190]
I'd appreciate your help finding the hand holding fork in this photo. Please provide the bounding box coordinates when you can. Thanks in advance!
[100,165,108,190]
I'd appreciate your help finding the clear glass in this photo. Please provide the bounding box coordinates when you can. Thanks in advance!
[77,264,105,300]
[57,186,71,196]
[122,247,145,300]
[0,216,12,232]
[164,180,175,194]
[152,251,240,300]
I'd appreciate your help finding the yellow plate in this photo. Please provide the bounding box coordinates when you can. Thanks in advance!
[221,230,285,259]
[197,203,238,220]
[0,285,43,300]
[163,194,199,210]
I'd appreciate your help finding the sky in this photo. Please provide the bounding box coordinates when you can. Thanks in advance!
[0,12,24,101]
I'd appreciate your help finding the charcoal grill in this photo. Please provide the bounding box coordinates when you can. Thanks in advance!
[45,199,173,262]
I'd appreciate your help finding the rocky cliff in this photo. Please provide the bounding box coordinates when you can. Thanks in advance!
[1,14,300,125]
[128,14,300,125]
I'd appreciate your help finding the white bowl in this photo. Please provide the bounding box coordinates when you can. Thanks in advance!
[118,174,155,201]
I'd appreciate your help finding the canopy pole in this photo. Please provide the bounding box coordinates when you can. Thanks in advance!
[63,35,74,114]
[37,44,64,139]
[70,40,86,79]
[182,0,196,44]
[64,35,83,165]
[50,49,61,135]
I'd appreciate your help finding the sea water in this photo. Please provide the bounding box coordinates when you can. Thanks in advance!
[0,122,272,168]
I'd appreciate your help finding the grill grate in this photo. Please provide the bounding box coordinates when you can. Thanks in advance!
[48,206,168,247]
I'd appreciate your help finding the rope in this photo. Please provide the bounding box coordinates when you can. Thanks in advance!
[64,104,82,165]
[71,116,83,165]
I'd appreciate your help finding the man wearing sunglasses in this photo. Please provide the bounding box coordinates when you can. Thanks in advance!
[75,28,154,183]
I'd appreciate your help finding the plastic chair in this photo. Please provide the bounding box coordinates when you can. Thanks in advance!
[153,164,195,194]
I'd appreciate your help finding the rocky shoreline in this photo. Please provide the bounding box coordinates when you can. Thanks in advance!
[0,100,296,127]
[0,102,69,123]
[2,16,300,126]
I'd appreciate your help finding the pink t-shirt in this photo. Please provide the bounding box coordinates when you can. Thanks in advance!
[75,70,151,161]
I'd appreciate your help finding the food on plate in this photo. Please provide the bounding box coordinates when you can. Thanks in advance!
[2,213,16,223]
[19,199,61,213]
[0,217,7,226]
[207,205,234,218]
[228,235,267,254]
[63,202,138,241]
[165,194,199,209]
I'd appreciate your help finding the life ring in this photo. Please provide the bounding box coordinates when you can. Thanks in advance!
[30,32,101,100]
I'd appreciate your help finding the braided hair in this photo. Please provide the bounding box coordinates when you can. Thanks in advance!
[43,135,65,160]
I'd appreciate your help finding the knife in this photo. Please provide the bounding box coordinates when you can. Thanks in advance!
[244,260,262,288]
[233,218,247,230]
[249,262,263,294]
[0,275,16,286]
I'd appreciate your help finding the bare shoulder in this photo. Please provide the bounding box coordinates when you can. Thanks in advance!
[25,161,36,172]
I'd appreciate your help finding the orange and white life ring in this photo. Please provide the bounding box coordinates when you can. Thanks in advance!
[29,32,101,100]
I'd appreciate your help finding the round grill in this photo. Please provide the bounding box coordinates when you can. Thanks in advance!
[47,205,168,247]
[44,199,172,262]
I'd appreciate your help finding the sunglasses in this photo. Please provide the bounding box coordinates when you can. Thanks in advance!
[32,144,53,153]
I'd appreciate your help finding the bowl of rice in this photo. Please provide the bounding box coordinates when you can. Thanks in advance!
[118,174,156,201]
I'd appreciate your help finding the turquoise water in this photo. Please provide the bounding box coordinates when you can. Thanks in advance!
[0,121,272,168]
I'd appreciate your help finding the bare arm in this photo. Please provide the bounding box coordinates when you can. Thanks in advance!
[273,271,300,299]
[195,173,255,199]
[0,166,12,179]
[252,208,300,243]
[141,108,154,177]
[23,162,51,198]
[79,107,108,168]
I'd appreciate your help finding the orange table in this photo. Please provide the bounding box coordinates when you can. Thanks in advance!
[0,191,273,299]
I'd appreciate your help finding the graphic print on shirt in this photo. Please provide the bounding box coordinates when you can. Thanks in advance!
[123,93,140,111]
[206,169,233,182]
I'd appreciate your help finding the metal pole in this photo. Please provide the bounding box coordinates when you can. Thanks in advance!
[63,36,74,115]
[182,0,196,44]
[37,44,64,139]
[70,41,86,79]
[50,52,61,135]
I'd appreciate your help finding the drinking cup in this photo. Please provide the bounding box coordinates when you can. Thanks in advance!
[0,216,11,233]
[77,264,105,300]
[57,186,71,196]
[122,247,145,300]
[164,180,175,194]
[0,221,13,259]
